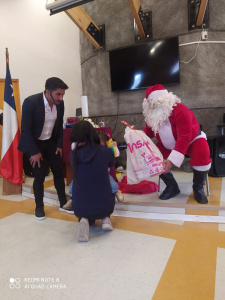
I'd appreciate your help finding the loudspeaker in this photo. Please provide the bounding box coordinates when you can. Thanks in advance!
[208,136,225,177]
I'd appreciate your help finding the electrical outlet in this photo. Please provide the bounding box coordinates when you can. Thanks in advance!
[201,29,208,41]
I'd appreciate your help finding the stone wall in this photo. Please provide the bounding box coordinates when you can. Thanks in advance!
[80,0,225,167]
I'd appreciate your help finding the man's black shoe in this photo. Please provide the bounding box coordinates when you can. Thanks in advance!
[193,169,209,204]
[35,207,46,220]
[159,173,180,200]
[193,189,208,204]
[159,186,180,200]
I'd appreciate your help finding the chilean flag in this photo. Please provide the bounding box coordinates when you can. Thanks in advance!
[0,63,24,185]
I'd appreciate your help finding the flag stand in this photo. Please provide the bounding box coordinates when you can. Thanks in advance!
[2,178,22,195]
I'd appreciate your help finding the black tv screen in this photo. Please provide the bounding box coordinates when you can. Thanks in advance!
[109,36,180,92]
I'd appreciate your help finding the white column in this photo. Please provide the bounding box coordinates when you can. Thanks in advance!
[81,95,89,117]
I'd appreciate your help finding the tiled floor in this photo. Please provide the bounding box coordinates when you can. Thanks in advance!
[1,171,225,300]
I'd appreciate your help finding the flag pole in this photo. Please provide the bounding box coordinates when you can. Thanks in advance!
[6,48,9,65]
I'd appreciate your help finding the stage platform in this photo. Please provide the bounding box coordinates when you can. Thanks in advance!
[21,170,225,222]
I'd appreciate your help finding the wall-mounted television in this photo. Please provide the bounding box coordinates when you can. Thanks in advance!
[109,36,180,92]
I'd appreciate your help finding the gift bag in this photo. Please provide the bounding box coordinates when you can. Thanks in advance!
[122,121,164,184]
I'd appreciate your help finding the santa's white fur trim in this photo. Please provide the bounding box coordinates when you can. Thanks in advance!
[192,163,212,171]
[168,150,184,167]
[158,120,176,149]
[190,131,206,144]
[147,89,168,100]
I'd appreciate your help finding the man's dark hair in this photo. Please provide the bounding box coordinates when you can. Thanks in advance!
[45,77,68,92]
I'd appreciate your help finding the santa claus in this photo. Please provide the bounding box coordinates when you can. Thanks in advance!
[142,84,212,204]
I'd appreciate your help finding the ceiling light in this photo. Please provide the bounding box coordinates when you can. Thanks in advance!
[46,0,94,15]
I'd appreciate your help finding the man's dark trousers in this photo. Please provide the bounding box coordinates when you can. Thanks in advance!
[29,137,67,209]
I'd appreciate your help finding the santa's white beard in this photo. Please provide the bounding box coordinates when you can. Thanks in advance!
[143,92,181,134]
[145,106,172,133]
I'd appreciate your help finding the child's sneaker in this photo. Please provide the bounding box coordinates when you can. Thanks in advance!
[77,218,89,242]
[102,217,113,231]
[116,166,124,172]
[62,199,73,210]
[115,190,124,202]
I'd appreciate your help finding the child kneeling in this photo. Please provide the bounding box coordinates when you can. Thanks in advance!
[98,131,124,202]
[70,121,116,242]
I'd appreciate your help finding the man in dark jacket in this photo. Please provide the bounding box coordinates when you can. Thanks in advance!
[18,77,72,220]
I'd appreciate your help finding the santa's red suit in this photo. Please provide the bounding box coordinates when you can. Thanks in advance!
[142,84,211,204]
[143,91,212,171]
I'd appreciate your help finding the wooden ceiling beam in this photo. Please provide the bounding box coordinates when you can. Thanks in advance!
[196,0,209,27]
[128,0,145,39]
[65,6,102,50]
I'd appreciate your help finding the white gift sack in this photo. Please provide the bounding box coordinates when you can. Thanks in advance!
[123,122,164,184]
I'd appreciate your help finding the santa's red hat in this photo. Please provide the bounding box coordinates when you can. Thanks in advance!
[145,84,168,100]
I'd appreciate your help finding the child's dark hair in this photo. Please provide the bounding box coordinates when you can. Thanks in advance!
[97,131,109,146]
[70,120,100,183]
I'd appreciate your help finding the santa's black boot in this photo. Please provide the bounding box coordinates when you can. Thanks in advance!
[159,173,180,200]
[192,169,208,204]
